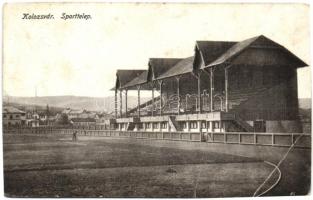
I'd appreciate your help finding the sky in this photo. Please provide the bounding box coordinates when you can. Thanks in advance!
[3,3,311,98]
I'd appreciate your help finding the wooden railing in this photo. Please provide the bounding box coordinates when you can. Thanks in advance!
[72,130,201,142]
[3,128,311,148]
[205,132,311,148]
[3,127,201,142]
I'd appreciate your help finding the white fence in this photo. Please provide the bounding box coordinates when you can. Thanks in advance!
[3,128,311,148]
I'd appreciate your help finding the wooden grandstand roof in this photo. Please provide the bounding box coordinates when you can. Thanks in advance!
[203,35,308,68]
[156,56,195,80]
[111,35,308,92]
[196,41,236,66]
[147,58,183,81]
[114,69,146,90]
[121,70,152,90]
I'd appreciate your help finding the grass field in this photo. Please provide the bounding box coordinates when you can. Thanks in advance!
[3,133,309,197]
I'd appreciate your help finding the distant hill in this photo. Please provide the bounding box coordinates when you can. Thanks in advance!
[3,95,150,113]
[4,96,311,113]
[3,102,64,115]
[299,98,311,109]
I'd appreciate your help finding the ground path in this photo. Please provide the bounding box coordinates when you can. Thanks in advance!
[3,134,310,197]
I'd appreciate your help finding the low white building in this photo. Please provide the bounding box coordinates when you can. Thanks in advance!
[62,108,96,119]
[25,111,40,127]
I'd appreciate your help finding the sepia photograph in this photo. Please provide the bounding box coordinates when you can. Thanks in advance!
[2,1,311,198]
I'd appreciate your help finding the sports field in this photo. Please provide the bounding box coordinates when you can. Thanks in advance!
[3,133,310,197]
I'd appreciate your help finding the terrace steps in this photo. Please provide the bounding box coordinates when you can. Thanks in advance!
[122,85,274,132]
[169,116,180,131]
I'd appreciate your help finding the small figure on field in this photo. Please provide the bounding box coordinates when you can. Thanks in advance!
[72,131,78,141]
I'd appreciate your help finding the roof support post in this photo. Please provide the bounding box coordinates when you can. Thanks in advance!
[197,72,202,114]
[151,82,155,116]
[137,85,141,117]
[125,89,128,117]
[210,67,214,112]
[224,64,232,112]
[114,88,118,118]
[158,80,164,116]
[176,76,181,115]
[119,89,123,117]
[225,67,229,112]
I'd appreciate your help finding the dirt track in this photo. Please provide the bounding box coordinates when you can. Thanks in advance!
[3,134,310,197]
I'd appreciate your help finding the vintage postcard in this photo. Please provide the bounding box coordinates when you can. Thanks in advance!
[2,1,311,198]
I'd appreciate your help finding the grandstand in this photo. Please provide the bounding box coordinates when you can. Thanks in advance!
[109,35,307,133]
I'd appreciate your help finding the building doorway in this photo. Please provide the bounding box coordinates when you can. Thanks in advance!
[254,120,266,132]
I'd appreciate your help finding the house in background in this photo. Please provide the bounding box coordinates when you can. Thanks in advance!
[3,106,26,127]
[39,113,47,122]
[62,108,96,119]
[95,113,113,125]
[26,111,40,127]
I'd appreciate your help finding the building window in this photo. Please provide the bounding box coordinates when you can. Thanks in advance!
[201,121,207,128]
[3,114,6,118]
[213,121,220,129]
[254,120,266,132]
[161,122,167,129]
[146,123,151,128]
[153,123,159,129]
[137,123,143,129]
[120,123,124,129]
[10,115,13,120]
[190,121,198,129]
[181,122,187,129]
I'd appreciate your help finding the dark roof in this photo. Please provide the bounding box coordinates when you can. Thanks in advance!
[196,41,236,66]
[111,35,307,89]
[3,106,25,114]
[122,70,148,89]
[157,56,195,80]
[96,113,112,118]
[71,118,96,123]
[148,58,183,80]
[204,35,308,68]
[115,70,146,89]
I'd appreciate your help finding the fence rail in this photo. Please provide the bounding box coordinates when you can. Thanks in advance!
[3,128,311,148]
[205,132,311,148]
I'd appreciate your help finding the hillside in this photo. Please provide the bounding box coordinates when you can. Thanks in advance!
[3,95,150,113]
[4,96,311,113]
[2,102,64,115]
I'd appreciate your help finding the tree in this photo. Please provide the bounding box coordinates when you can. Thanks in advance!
[56,113,71,125]
[46,104,50,116]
